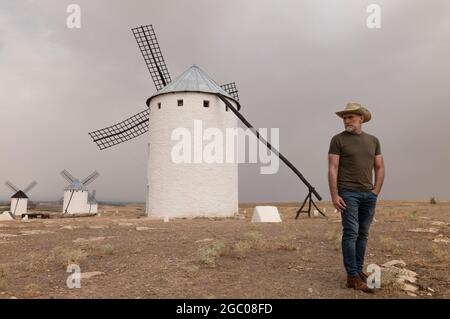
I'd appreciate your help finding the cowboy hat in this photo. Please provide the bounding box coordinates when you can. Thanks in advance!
[335,102,371,123]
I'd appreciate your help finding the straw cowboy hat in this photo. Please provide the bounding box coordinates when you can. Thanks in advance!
[335,102,372,123]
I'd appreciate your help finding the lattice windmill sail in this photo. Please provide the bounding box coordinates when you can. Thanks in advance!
[132,25,172,91]
[60,169,99,214]
[4,180,38,217]
[88,25,240,151]
[89,24,323,219]
[88,109,150,150]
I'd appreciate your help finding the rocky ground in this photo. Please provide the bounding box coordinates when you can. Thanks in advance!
[0,201,449,299]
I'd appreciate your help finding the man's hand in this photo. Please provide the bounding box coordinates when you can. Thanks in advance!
[328,154,346,212]
[372,155,385,197]
[332,194,347,212]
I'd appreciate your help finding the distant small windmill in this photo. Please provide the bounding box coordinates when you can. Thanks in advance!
[87,190,98,214]
[4,181,38,217]
[60,169,99,214]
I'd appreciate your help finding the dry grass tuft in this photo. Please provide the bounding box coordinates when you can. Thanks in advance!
[0,264,6,289]
[24,283,41,296]
[410,210,418,218]
[0,265,5,279]
[231,231,264,259]
[301,248,313,262]
[198,240,226,267]
[181,264,200,274]
[326,230,342,252]
[334,233,342,252]
[84,243,115,257]
[242,231,263,241]
[431,244,449,263]
[277,235,299,251]
[379,237,401,255]
[45,243,114,269]
[302,231,311,240]
[46,246,88,268]
[231,233,299,259]
[233,240,254,259]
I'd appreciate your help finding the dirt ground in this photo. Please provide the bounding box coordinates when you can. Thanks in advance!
[0,200,449,299]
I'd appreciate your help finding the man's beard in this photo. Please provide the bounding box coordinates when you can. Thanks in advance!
[345,126,356,133]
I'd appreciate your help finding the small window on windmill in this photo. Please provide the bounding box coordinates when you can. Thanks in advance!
[177,99,183,107]
[157,102,161,109]
[225,105,229,112]
[203,100,210,108]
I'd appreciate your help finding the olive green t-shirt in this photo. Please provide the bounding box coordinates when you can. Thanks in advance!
[328,131,381,191]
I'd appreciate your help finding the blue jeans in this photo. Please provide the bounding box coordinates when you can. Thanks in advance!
[339,189,377,277]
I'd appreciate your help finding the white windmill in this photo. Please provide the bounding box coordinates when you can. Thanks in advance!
[60,169,99,214]
[4,181,38,218]
[87,190,98,214]
[89,26,239,219]
[89,24,325,219]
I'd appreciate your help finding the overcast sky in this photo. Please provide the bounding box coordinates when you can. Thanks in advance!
[1,0,450,203]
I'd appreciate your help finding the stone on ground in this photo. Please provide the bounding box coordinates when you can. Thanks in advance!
[80,271,105,279]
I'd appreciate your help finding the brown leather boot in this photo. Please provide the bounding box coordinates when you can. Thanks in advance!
[347,276,375,293]
[359,272,369,283]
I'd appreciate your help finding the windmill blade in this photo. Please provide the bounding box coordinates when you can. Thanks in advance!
[132,25,171,91]
[91,189,96,199]
[88,109,149,150]
[23,181,38,194]
[61,169,76,184]
[5,181,19,193]
[82,171,100,187]
[220,82,240,101]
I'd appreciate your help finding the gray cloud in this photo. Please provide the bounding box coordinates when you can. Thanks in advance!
[1,0,449,203]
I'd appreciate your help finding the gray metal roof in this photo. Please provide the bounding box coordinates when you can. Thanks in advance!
[146,65,240,108]
[65,180,87,191]
[11,190,28,199]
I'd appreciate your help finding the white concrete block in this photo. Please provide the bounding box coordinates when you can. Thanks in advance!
[251,206,281,223]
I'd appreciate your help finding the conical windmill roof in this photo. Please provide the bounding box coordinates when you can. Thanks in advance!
[146,65,240,109]
[11,190,28,199]
[65,180,87,191]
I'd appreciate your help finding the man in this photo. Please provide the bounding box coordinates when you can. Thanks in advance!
[328,102,385,293]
